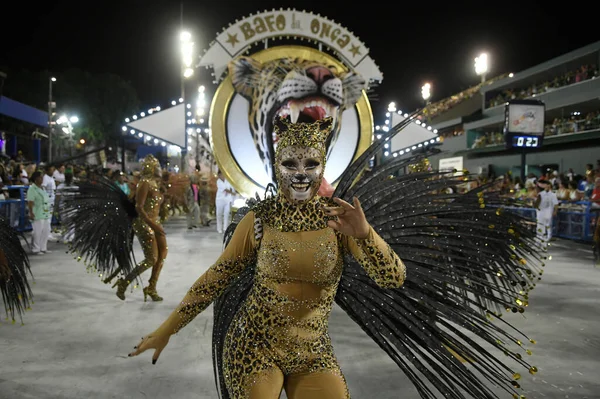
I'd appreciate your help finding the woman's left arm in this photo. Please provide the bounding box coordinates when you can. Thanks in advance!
[340,227,406,289]
[325,197,406,289]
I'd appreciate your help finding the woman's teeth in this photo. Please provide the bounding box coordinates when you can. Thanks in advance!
[291,183,310,191]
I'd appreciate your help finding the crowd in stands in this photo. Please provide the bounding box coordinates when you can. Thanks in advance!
[423,73,509,119]
[439,128,465,139]
[471,109,600,149]
[487,64,598,108]
[0,155,220,234]
[492,162,600,210]
[546,109,600,136]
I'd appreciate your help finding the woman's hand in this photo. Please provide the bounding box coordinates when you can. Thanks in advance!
[128,332,171,364]
[324,197,370,239]
[29,211,35,221]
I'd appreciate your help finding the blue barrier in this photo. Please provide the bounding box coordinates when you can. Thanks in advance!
[501,201,598,242]
[0,185,60,232]
[0,185,30,231]
[3,188,597,242]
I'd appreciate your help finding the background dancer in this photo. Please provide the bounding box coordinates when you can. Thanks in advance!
[110,155,167,301]
[534,179,558,245]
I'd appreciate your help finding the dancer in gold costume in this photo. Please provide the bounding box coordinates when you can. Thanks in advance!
[112,155,168,302]
[125,114,544,399]
[129,119,406,398]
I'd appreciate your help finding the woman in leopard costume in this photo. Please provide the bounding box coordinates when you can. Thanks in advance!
[129,117,405,398]
[128,115,544,399]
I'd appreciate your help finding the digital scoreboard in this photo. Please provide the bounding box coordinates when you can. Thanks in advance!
[504,99,545,150]
[511,135,540,148]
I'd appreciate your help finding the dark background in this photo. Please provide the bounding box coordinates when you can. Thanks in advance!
[2,1,599,120]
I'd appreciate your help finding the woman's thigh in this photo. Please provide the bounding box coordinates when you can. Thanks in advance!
[285,369,350,399]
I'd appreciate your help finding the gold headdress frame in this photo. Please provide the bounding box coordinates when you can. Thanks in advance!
[273,117,333,163]
[209,45,373,198]
[141,155,160,178]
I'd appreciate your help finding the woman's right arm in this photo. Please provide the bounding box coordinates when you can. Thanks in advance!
[154,211,258,336]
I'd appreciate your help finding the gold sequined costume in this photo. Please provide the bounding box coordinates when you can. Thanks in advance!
[152,119,405,398]
[137,117,546,399]
[181,200,402,398]
[112,155,168,302]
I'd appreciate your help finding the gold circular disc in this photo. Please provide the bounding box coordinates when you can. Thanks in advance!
[209,45,373,197]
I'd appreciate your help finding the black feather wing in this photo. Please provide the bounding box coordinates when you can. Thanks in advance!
[0,216,34,324]
[212,204,256,399]
[60,177,138,277]
[333,117,544,398]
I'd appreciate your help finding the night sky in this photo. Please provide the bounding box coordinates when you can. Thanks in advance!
[2,1,599,121]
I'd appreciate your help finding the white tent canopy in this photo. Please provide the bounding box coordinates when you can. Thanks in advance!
[388,112,440,154]
[124,103,186,148]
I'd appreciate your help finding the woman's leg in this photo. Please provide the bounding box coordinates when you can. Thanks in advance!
[224,362,284,399]
[146,232,168,300]
[40,218,50,252]
[285,369,350,399]
[116,222,158,300]
[246,368,284,399]
[223,311,284,399]
[31,220,42,253]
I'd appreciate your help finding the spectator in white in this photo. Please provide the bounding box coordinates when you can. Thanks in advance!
[215,170,235,234]
[525,173,537,189]
[27,171,51,255]
[11,163,28,185]
[534,179,558,245]
[41,165,59,242]
[20,164,29,185]
[549,170,558,188]
[52,163,66,184]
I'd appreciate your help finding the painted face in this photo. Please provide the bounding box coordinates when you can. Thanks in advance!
[276,145,324,204]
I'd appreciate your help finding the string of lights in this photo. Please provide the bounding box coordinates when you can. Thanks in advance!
[374,102,441,161]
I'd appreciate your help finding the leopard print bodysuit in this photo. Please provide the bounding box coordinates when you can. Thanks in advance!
[168,195,406,398]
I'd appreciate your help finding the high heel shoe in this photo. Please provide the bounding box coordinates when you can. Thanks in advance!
[113,278,128,301]
[143,287,163,302]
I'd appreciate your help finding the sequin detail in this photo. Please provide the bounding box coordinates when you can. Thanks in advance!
[253,196,335,233]
[175,252,257,333]
[222,223,345,398]
[138,178,163,218]
[341,229,407,289]
[274,117,332,160]
[170,206,405,398]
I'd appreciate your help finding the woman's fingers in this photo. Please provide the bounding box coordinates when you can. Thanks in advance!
[333,197,354,209]
[322,206,346,216]
[152,346,165,365]
[327,220,342,231]
[128,335,168,365]
[129,336,151,357]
